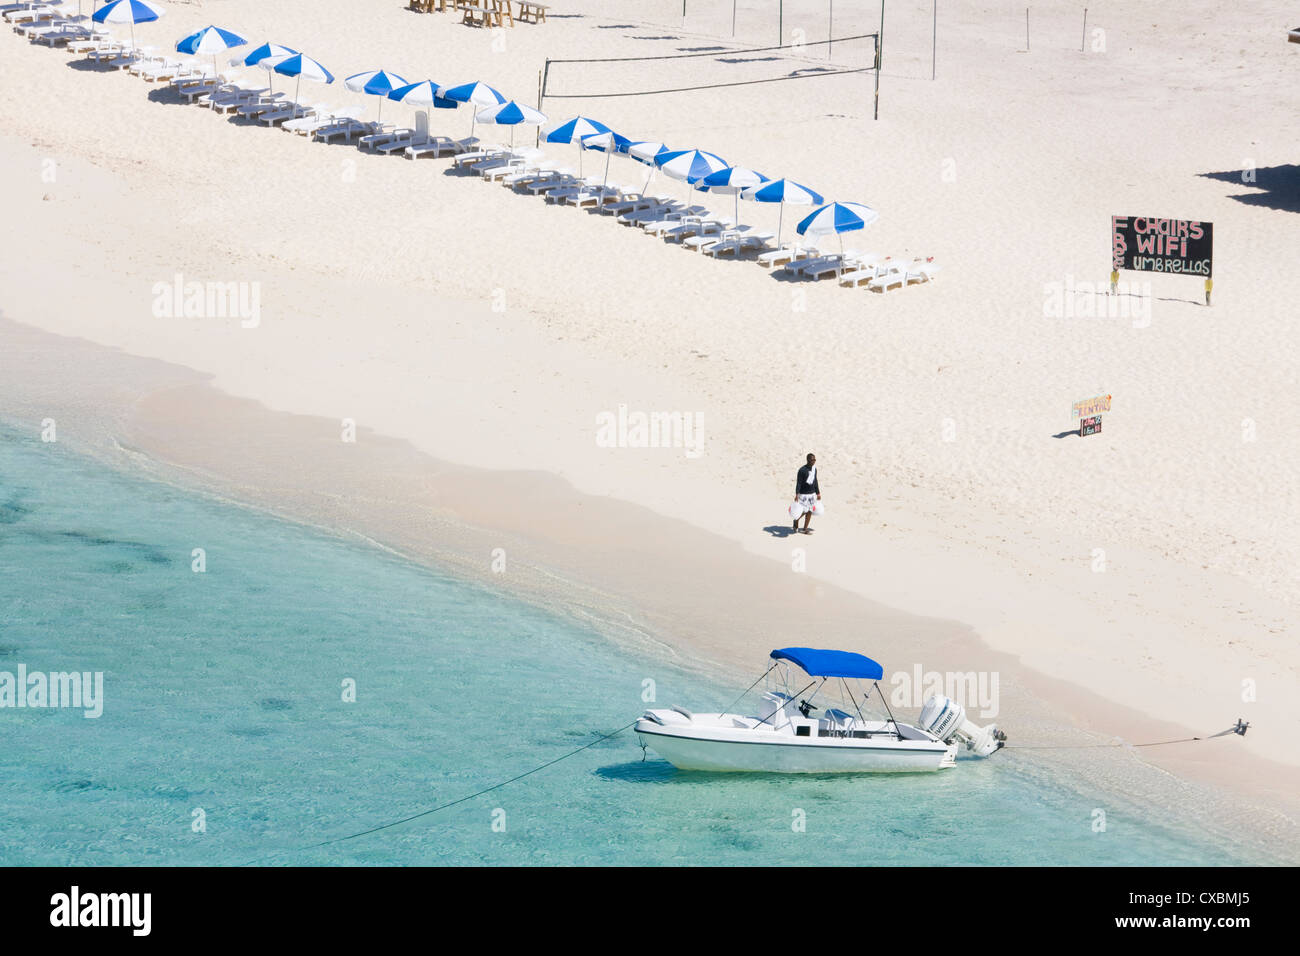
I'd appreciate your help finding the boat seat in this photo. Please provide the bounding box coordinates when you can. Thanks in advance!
[823,708,856,733]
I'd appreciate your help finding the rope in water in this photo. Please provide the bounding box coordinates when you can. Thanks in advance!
[236,716,1250,863]
[1009,720,1249,751]
[236,719,639,866]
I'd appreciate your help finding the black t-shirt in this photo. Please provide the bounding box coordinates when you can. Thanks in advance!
[796,464,820,495]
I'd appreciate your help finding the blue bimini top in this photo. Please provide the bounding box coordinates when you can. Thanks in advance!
[769,647,884,681]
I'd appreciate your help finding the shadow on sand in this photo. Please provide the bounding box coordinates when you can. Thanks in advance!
[1200,165,1300,214]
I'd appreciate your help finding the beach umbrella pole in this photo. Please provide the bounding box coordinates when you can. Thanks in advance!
[778,205,784,247]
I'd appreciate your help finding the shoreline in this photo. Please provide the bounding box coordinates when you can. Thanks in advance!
[2,316,1295,861]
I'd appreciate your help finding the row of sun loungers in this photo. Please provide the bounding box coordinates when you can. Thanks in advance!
[15,12,938,290]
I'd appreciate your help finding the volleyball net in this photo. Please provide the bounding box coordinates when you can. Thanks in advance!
[539,31,883,119]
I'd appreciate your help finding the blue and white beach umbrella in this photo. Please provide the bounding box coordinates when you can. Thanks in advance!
[542,116,611,176]
[238,43,297,94]
[345,69,409,123]
[262,52,335,107]
[698,166,770,227]
[627,141,671,165]
[435,81,507,137]
[176,25,246,83]
[796,202,881,276]
[239,42,297,67]
[654,148,728,184]
[579,130,634,188]
[92,0,164,50]
[796,201,880,238]
[625,141,672,191]
[475,100,547,148]
[654,148,729,206]
[176,25,244,55]
[742,178,825,247]
[388,80,457,107]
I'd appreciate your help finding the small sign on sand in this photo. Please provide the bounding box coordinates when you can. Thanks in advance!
[1072,394,1111,419]
[1079,415,1103,437]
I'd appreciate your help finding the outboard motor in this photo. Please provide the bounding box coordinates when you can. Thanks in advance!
[918,695,1006,757]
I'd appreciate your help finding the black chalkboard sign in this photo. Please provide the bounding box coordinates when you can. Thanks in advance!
[1112,217,1213,277]
[1079,416,1103,437]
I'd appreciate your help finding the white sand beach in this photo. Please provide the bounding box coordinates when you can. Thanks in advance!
[2,0,1298,846]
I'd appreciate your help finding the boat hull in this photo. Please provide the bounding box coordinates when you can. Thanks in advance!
[636,723,956,773]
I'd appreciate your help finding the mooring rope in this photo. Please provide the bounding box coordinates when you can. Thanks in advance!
[236,716,1250,863]
[1009,719,1249,751]
[236,719,639,866]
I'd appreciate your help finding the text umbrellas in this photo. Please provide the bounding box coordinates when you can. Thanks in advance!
[176,25,246,85]
[541,116,610,176]
[579,130,633,188]
[697,166,769,229]
[345,69,408,124]
[742,178,824,247]
[796,201,881,276]
[92,0,164,52]
[262,52,335,108]
[435,81,506,138]
[238,43,296,93]
[475,101,547,150]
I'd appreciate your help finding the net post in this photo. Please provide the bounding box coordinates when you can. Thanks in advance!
[537,60,550,147]
[873,35,882,119]
[874,2,884,119]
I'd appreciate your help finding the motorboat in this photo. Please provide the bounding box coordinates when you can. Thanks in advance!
[635,647,1005,773]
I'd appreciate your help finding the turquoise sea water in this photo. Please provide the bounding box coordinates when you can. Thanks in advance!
[0,427,1261,865]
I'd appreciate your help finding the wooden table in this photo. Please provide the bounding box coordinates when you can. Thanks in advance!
[516,1,547,23]
[489,0,514,27]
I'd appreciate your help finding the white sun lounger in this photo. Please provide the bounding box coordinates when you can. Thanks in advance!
[31,23,98,46]
[757,245,816,270]
[867,264,908,292]
[906,261,942,284]
[703,229,777,257]
[664,217,733,243]
[315,117,378,144]
[233,93,288,118]
[284,105,357,135]
[135,58,187,82]
[4,5,57,23]
[789,250,871,280]
[258,101,320,126]
[407,135,476,159]
[838,255,894,287]
[786,250,864,280]
[641,208,710,235]
[514,170,578,194]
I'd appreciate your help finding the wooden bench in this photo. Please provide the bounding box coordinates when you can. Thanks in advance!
[517,0,547,23]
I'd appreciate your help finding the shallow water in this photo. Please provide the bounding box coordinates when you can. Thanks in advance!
[0,428,1262,865]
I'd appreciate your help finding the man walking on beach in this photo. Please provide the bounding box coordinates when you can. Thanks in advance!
[793,453,821,534]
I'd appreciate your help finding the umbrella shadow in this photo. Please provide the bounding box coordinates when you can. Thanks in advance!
[144,86,188,108]
[66,58,124,74]
[1199,165,1300,214]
